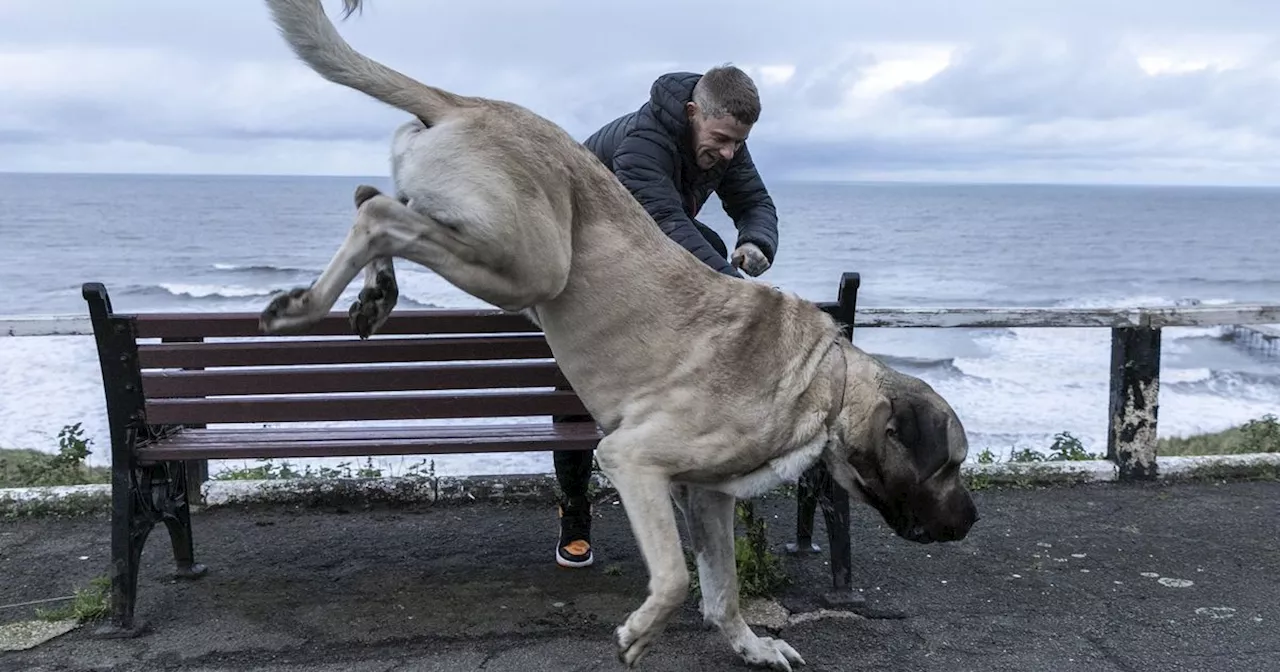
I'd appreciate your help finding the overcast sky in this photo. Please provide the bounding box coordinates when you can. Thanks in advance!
[2,0,1278,185]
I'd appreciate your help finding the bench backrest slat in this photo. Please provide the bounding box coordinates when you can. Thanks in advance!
[143,390,588,425]
[133,310,540,339]
[141,361,564,398]
[136,334,553,368]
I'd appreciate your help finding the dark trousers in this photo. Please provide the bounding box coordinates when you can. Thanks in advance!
[553,219,728,506]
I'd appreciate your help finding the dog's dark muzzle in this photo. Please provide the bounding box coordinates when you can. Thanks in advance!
[883,483,979,544]
[919,487,979,543]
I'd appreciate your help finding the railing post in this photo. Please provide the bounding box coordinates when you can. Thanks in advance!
[1106,322,1161,480]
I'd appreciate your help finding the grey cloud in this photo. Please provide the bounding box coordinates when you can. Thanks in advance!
[784,53,879,110]
[0,130,45,146]
[9,1,1274,68]
[895,37,1280,130]
[2,0,1280,183]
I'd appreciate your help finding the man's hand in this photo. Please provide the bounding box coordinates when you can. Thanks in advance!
[730,242,770,277]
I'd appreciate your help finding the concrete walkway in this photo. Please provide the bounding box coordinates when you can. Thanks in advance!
[2,478,1277,671]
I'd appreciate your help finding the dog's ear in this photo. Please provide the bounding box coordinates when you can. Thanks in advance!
[894,384,959,483]
[833,391,905,496]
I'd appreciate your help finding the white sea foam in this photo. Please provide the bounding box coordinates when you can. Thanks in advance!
[156,283,272,299]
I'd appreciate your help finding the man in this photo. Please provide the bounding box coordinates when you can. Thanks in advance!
[551,64,781,568]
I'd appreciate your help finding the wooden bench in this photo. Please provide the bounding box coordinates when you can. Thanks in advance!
[81,272,863,634]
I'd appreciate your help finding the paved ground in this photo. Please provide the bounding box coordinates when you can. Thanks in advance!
[2,478,1278,672]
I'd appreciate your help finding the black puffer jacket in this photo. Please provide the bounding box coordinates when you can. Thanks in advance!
[583,72,779,277]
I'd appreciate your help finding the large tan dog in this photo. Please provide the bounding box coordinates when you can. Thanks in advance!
[256,1,979,669]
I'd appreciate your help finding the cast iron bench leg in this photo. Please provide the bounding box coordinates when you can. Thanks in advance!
[96,449,150,638]
[96,457,208,637]
[786,462,858,605]
[816,470,856,605]
[85,284,208,637]
[785,466,822,555]
[161,460,208,581]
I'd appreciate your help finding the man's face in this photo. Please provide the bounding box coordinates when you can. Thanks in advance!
[686,102,752,170]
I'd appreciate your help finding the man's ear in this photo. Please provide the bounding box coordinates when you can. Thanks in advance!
[685,101,698,120]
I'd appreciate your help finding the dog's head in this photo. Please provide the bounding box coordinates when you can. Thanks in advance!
[825,351,978,544]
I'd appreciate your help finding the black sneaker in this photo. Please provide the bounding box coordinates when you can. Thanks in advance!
[556,501,594,568]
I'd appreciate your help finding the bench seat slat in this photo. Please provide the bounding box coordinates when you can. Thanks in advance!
[142,424,595,443]
[136,423,602,461]
[137,334,553,368]
[134,310,539,339]
[141,361,565,398]
[144,390,588,425]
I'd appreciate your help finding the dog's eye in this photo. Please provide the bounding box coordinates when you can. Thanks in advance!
[886,427,898,439]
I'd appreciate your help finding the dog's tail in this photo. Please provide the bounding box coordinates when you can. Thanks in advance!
[264,0,470,125]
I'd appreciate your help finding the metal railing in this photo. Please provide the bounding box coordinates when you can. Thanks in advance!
[4,302,1279,482]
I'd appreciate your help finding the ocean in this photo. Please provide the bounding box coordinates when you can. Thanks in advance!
[1,172,1277,477]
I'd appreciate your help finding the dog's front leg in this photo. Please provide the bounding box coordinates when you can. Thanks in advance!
[348,256,398,339]
[259,186,387,335]
[681,486,806,671]
[595,434,688,668]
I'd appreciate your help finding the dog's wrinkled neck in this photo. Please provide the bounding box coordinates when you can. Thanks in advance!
[823,338,848,430]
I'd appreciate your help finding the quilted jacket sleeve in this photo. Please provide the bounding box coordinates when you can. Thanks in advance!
[610,130,742,277]
[715,144,779,263]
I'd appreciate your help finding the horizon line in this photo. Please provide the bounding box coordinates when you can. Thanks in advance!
[1,169,1279,191]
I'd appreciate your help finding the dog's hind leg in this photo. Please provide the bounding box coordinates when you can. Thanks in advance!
[596,433,688,668]
[361,186,562,312]
[261,184,554,334]
[348,256,398,339]
[679,486,806,671]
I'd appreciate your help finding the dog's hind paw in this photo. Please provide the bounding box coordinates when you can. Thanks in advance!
[348,268,399,339]
[259,287,316,335]
[736,636,806,671]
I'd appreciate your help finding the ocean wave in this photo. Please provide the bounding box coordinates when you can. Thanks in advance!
[1165,369,1280,401]
[212,262,316,277]
[121,281,443,309]
[125,283,276,300]
[1163,367,1214,384]
[873,353,972,379]
[1180,276,1280,288]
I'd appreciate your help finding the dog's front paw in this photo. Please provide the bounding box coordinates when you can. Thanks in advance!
[348,269,399,339]
[259,286,316,335]
[736,635,806,671]
[615,622,656,668]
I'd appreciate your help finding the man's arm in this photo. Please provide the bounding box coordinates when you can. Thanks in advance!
[716,144,779,266]
[612,130,742,277]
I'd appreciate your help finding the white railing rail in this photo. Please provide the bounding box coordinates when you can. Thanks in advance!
[3,303,1277,482]
[3,315,94,337]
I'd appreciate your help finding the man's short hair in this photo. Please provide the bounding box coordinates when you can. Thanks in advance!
[692,64,761,126]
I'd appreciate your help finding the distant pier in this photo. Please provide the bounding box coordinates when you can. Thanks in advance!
[1228,324,1280,357]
